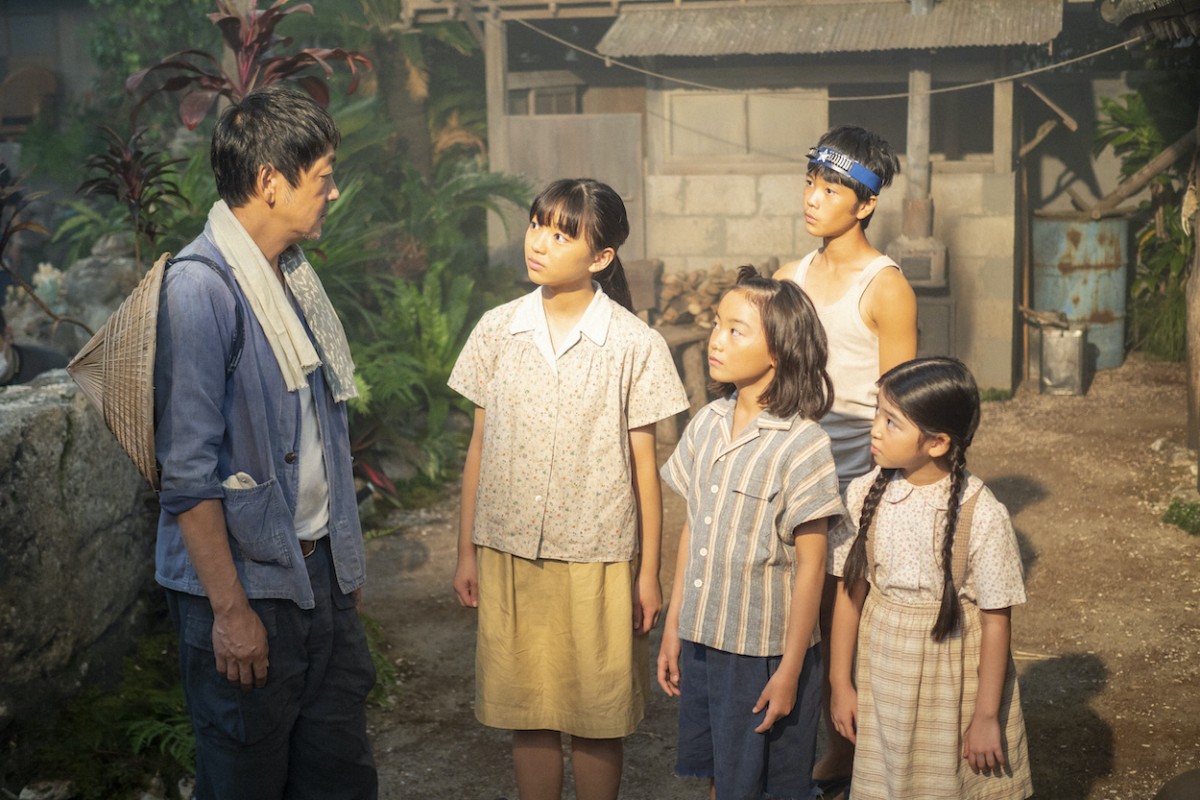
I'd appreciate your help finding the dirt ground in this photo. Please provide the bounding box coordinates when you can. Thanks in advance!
[360,353,1200,800]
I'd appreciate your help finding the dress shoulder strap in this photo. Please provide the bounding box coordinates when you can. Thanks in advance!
[950,488,981,597]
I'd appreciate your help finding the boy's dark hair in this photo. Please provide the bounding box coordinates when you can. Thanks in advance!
[529,178,634,312]
[810,125,900,230]
[708,265,834,420]
[211,84,341,208]
[842,357,981,642]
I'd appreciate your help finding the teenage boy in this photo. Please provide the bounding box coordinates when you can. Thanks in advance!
[776,125,918,797]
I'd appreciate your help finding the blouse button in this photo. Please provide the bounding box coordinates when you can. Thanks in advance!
[693,579,703,588]
[704,515,712,525]
[284,452,297,464]
[699,547,708,557]
[534,495,544,503]
[718,455,726,462]
[709,485,719,494]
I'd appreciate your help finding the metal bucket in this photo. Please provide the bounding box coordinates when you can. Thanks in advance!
[1031,215,1129,370]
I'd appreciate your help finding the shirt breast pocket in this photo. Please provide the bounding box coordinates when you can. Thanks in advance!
[222,477,292,566]
[733,479,780,504]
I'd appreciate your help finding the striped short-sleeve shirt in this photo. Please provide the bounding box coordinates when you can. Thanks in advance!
[661,396,846,657]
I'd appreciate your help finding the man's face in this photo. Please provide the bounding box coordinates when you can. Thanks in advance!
[276,149,339,244]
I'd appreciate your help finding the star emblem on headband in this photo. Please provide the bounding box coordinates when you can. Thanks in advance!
[807,145,884,195]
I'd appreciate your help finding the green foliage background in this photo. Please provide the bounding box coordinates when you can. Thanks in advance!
[5,3,525,790]
[1094,76,1200,362]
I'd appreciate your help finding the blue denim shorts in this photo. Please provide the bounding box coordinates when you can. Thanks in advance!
[675,640,822,800]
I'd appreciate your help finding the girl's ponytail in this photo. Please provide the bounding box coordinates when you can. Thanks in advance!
[843,467,894,589]
[528,178,633,312]
[598,253,634,313]
[930,441,969,642]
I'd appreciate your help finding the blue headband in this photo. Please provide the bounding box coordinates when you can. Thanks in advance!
[807,145,884,195]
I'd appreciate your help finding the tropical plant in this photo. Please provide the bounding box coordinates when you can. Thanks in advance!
[1128,200,1193,360]
[87,0,220,92]
[76,126,188,271]
[1,631,193,800]
[311,157,527,489]
[126,0,372,129]
[349,261,476,485]
[1094,83,1199,361]
[0,168,93,336]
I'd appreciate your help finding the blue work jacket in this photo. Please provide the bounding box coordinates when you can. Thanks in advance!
[152,226,366,608]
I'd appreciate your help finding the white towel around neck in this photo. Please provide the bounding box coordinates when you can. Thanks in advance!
[207,200,357,402]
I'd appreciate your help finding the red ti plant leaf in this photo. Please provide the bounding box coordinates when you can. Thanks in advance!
[127,0,371,129]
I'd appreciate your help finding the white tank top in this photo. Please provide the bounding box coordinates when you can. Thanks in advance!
[790,250,901,488]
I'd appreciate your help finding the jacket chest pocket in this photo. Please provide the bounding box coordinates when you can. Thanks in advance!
[222,477,292,566]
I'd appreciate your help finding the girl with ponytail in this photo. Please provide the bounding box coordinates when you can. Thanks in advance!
[827,357,1032,799]
[450,178,688,800]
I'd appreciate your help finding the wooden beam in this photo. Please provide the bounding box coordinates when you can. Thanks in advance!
[1020,80,1078,132]
[403,0,901,25]
[452,0,487,47]
[1090,127,1197,218]
[994,78,1014,173]
[1017,118,1058,159]
[906,54,931,202]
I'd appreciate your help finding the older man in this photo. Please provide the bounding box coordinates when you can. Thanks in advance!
[153,84,376,799]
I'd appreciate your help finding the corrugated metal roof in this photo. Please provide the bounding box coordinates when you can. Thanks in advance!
[1101,0,1200,39]
[597,0,1064,57]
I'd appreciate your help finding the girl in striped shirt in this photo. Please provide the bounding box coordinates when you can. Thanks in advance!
[658,266,845,800]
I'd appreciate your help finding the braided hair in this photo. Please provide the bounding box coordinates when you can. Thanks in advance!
[841,357,981,641]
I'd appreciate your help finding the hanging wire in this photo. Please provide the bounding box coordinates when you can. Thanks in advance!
[510,17,1146,101]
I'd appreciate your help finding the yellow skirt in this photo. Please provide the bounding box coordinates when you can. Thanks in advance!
[474,546,647,738]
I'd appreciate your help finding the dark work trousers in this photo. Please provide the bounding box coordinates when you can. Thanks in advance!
[167,537,378,800]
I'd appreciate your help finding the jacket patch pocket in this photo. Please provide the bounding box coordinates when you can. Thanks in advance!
[222,477,291,566]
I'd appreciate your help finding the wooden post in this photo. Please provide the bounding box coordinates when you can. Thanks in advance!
[1187,106,1200,462]
[484,16,510,266]
[906,55,931,203]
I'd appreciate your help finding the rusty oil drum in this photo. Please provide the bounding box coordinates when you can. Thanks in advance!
[1032,214,1129,370]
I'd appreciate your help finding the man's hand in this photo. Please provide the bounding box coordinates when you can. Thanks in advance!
[212,605,270,690]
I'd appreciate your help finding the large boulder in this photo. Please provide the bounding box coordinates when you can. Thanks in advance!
[0,372,156,733]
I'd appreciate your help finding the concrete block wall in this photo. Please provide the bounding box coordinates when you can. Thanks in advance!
[928,171,1018,391]
[645,169,1017,391]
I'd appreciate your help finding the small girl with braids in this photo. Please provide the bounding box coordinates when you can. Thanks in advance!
[827,357,1032,800]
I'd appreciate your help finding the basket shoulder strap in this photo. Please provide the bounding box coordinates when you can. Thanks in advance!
[166,254,244,377]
